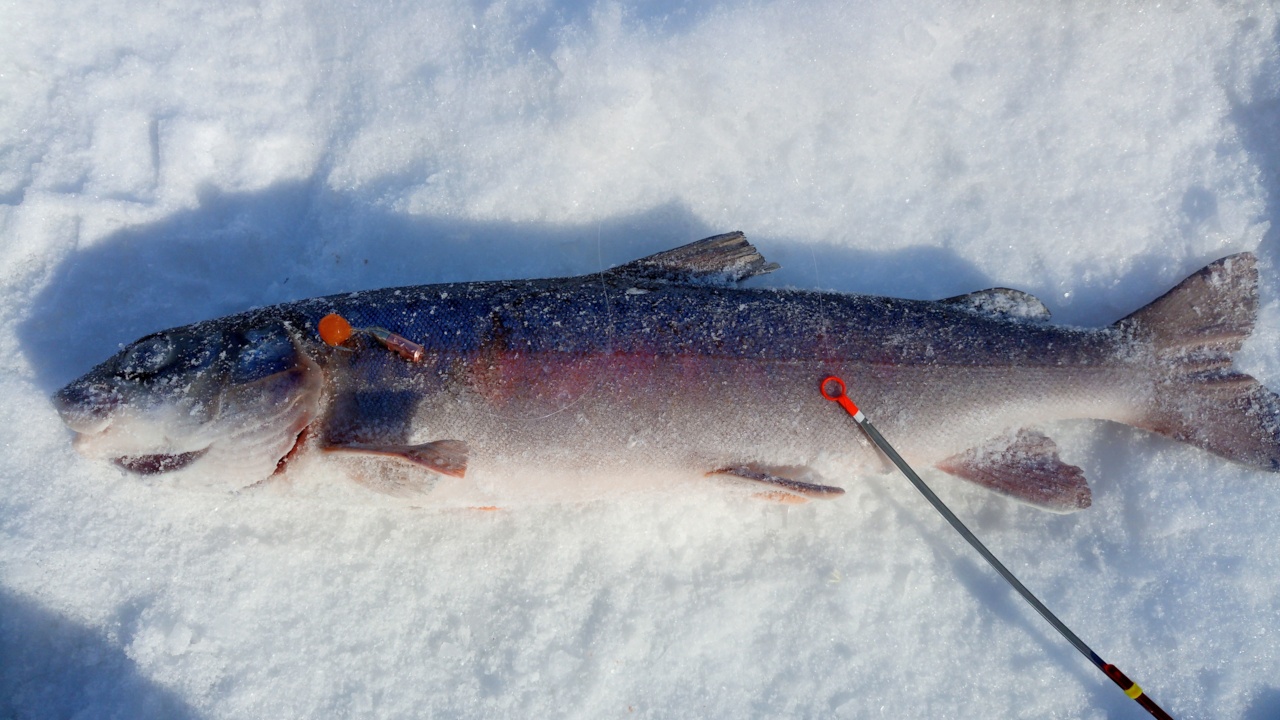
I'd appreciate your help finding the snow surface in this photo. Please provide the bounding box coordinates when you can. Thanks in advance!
[3,1,1280,718]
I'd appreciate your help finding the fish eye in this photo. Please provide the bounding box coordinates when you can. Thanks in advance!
[230,326,299,383]
[119,335,177,379]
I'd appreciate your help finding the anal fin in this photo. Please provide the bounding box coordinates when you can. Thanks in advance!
[323,439,469,478]
[936,429,1090,512]
[708,466,846,501]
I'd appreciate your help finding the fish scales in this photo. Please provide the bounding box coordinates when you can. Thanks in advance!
[281,281,1119,498]
[53,233,1280,510]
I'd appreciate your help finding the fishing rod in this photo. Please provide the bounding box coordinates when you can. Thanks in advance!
[819,375,1174,720]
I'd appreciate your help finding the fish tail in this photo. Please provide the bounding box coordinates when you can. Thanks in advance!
[1117,252,1280,471]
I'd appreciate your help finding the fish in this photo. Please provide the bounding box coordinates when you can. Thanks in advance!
[52,232,1280,510]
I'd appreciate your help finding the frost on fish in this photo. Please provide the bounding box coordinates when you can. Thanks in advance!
[937,429,1090,512]
[940,288,1051,322]
[55,319,322,492]
[51,233,1280,509]
[1118,253,1280,471]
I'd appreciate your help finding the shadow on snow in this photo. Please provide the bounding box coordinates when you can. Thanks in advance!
[0,586,200,720]
[20,179,996,392]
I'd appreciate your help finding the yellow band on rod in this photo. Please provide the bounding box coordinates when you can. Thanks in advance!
[1125,682,1144,700]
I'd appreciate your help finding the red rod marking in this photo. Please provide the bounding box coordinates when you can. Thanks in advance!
[819,375,860,417]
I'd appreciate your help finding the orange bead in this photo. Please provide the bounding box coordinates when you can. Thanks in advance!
[318,313,353,346]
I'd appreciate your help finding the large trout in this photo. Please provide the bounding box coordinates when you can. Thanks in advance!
[52,233,1280,510]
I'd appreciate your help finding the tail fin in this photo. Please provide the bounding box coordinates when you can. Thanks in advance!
[1116,252,1280,471]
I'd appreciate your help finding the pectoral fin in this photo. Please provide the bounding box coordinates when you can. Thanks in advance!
[323,440,469,478]
[708,466,846,502]
[936,429,1090,512]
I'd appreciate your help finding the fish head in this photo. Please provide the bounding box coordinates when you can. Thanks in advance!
[52,314,324,490]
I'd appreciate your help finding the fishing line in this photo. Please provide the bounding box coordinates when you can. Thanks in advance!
[472,232,610,422]
[809,244,832,361]
[819,375,1174,720]
[466,229,612,422]
[596,224,615,346]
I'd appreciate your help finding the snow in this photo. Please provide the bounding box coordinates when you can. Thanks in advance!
[3,1,1280,718]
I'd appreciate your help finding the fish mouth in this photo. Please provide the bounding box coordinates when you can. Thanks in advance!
[112,448,210,475]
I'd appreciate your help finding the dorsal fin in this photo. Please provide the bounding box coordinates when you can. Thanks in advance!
[940,287,1051,322]
[608,232,780,285]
